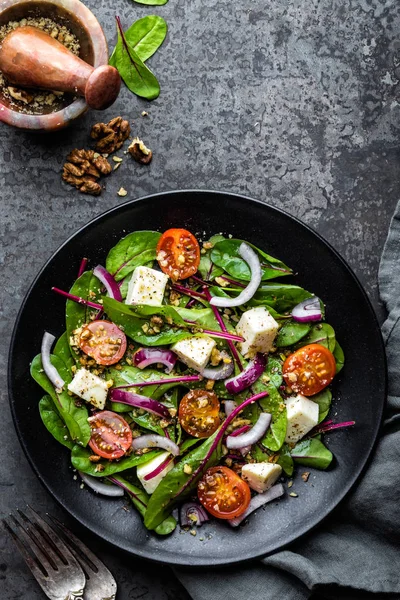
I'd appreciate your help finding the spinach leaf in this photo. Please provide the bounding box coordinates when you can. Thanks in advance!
[39,395,74,449]
[109,16,167,65]
[198,235,225,280]
[31,355,91,446]
[296,323,336,352]
[66,271,102,362]
[260,384,287,451]
[210,239,291,282]
[105,230,161,281]
[248,283,313,313]
[311,389,332,423]
[112,476,176,535]
[265,355,283,388]
[145,429,222,529]
[333,341,345,373]
[131,413,165,435]
[108,364,182,400]
[53,332,75,370]
[276,444,294,477]
[180,438,202,453]
[110,18,160,100]
[276,321,311,347]
[291,438,333,470]
[71,445,161,476]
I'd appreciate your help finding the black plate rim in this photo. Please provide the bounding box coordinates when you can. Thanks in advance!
[8,189,388,567]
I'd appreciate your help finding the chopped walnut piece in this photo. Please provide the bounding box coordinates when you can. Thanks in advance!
[62,149,111,196]
[7,86,33,104]
[91,116,131,154]
[301,471,310,482]
[88,455,101,463]
[128,137,153,164]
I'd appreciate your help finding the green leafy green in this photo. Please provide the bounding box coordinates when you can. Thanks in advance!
[105,231,161,281]
[333,341,345,373]
[210,239,291,282]
[291,438,333,470]
[260,385,287,451]
[145,429,222,530]
[71,445,161,477]
[108,364,182,402]
[276,321,311,347]
[66,271,102,362]
[198,235,225,280]
[109,16,167,65]
[311,389,333,423]
[110,18,160,100]
[296,323,336,352]
[39,395,74,449]
[31,355,90,446]
[265,355,283,388]
[53,332,75,370]
[276,444,294,477]
[248,283,314,313]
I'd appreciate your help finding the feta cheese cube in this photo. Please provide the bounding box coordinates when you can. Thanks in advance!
[126,266,168,306]
[241,463,282,493]
[67,368,108,409]
[171,335,216,371]
[285,394,319,445]
[137,451,174,494]
[236,307,279,358]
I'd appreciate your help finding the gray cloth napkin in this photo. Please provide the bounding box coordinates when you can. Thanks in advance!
[175,203,400,600]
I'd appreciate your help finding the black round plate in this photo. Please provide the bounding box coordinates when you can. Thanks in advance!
[8,190,387,567]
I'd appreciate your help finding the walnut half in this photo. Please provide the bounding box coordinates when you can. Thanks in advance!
[62,149,112,195]
[90,116,131,154]
[128,137,153,165]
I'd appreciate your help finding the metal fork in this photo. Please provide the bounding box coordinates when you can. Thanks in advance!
[48,514,117,600]
[3,507,85,600]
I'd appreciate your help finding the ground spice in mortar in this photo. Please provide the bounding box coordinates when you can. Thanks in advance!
[0,17,80,114]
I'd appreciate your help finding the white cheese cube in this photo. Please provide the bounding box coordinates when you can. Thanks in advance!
[171,335,216,371]
[241,463,282,493]
[67,368,108,409]
[126,266,168,306]
[285,394,319,445]
[137,451,174,494]
[236,307,279,358]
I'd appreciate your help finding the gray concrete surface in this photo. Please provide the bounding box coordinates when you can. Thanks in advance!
[1,0,400,597]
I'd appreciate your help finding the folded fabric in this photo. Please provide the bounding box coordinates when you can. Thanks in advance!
[175,201,400,600]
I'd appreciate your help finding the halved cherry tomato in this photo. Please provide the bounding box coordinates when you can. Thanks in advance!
[282,343,336,396]
[79,320,127,366]
[88,410,132,460]
[197,466,251,520]
[156,228,200,281]
[179,389,221,438]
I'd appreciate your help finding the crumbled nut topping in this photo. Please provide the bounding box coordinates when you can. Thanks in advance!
[128,137,153,165]
[62,149,112,196]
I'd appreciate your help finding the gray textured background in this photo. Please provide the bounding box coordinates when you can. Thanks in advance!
[1,0,399,597]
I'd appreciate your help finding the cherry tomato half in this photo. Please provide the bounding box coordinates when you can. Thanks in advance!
[88,410,132,460]
[282,343,336,396]
[156,228,200,281]
[197,466,251,520]
[79,320,127,366]
[179,389,221,438]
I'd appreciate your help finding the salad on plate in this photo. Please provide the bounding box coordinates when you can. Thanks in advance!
[31,228,353,535]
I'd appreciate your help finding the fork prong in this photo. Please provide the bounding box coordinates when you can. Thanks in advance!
[2,517,50,583]
[17,509,65,571]
[47,514,102,573]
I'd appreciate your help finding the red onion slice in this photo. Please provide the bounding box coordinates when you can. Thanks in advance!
[210,243,262,308]
[133,347,177,374]
[93,264,122,302]
[79,472,124,497]
[143,454,175,481]
[228,483,285,526]
[226,412,272,449]
[200,351,234,380]
[292,296,322,322]
[180,502,209,527]
[224,400,237,416]
[225,353,266,394]
[110,389,171,419]
[131,434,180,456]
[41,332,65,390]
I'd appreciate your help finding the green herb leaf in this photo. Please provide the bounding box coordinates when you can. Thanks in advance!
[333,340,345,373]
[39,395,74,449]
[71,444,161,476]
[105,230,161,281]
[66,271,102,363]
[276,320,311,347]
[111,17,160,100]
[109,16,167,65]
[291,438,333,470]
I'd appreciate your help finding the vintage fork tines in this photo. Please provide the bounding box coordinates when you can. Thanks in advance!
[3,508,85,600]
[48,514,117,600]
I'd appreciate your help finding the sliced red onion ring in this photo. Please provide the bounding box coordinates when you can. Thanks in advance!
[228,483,285,526]
[226,412,271,449]
[200,351,234,380]
[110,389,171,419]
[210,243,262,308]
[225,353,266,394]
[143,454,174,481]
[131,434,180,456]
[41,332,65,390]
[228,424,251,437]
[224,400,237,416]
[239,445,252,456]
[79,472,124,497]
[134,347,177,374]
[292,296,322,322]
[93,264,122,302]
[180,502,209,527]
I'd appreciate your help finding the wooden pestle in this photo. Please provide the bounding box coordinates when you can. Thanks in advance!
[0,26,121,110]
